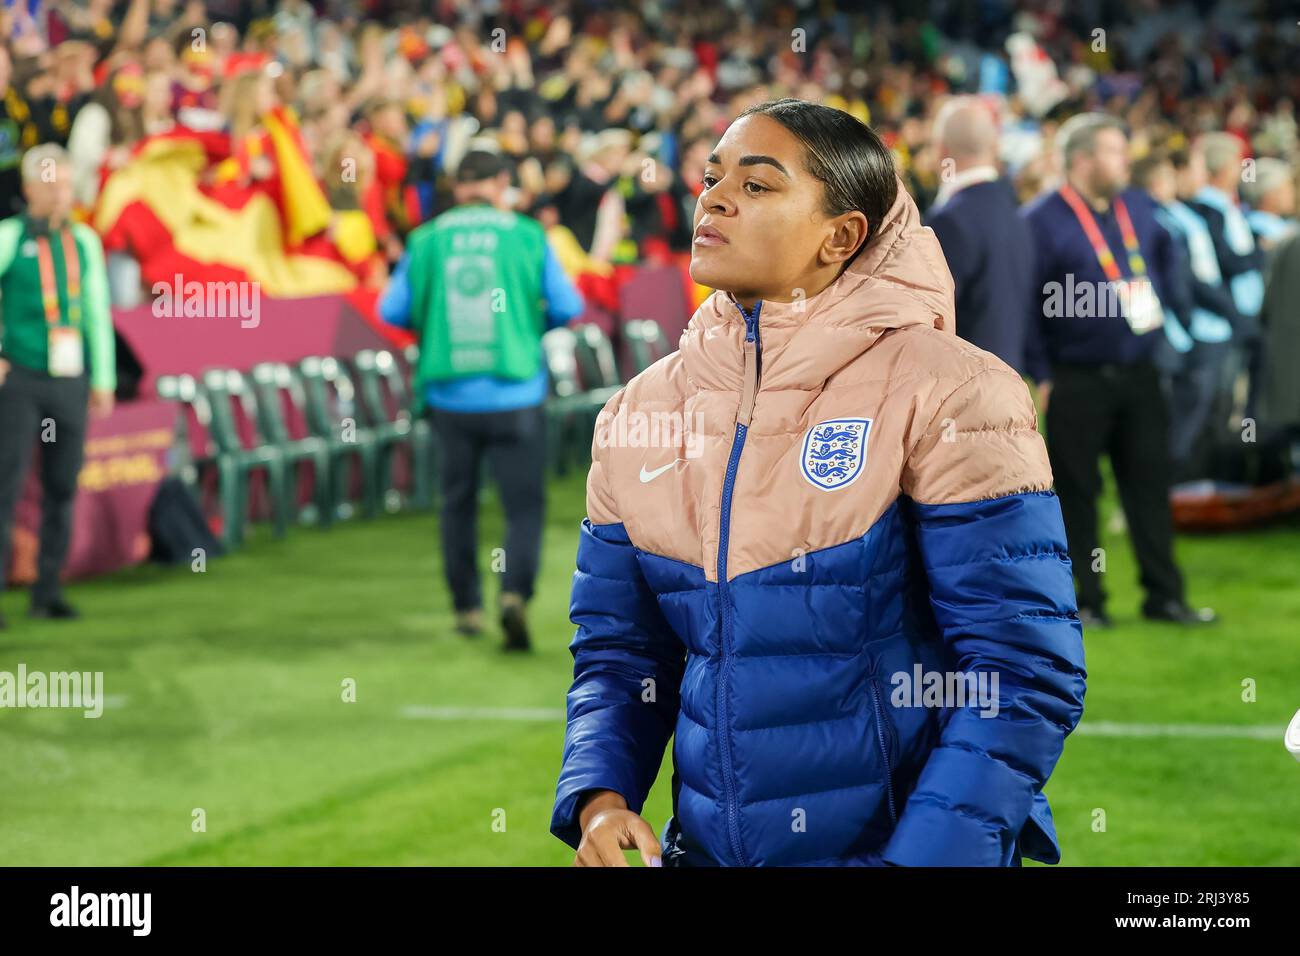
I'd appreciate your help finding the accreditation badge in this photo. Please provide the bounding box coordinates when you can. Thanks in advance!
[48,325,85,377]
[1117,278,1165,335]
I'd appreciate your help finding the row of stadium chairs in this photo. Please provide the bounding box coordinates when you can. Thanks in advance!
[543,319,671,474]
[153,320,672,549]
[156,349,433,549]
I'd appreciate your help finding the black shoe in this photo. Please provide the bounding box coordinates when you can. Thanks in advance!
[1077,606,1113,630]
[1143,600,1217,625]
[29,597,80,620]
[500,594,532,652]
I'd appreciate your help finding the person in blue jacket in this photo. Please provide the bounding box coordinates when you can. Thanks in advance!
[380,150,584,651]
[549,99,1087,867]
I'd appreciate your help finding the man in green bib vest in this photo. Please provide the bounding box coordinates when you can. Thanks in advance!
[0,144,116,629]
[380,150,584,651]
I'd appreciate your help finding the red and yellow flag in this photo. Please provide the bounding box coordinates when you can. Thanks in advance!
[94,117,374,298]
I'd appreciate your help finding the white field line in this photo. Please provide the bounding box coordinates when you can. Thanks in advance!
[401,705,566,721]
[1073,721,1281,741]
[398,707,1286,741]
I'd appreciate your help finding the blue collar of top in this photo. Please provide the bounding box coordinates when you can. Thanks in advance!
[733,299,762,342]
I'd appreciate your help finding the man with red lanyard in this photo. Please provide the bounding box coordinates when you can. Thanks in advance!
[1022,113,1215,629]
[0,143,115,629]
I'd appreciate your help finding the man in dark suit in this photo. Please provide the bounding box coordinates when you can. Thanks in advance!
[926,96,1037,373]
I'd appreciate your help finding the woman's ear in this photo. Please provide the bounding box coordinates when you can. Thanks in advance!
[820,210,869,267]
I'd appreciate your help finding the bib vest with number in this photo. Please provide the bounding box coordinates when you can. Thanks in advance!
[406,203,547,386]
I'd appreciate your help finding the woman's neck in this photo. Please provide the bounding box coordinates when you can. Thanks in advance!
[732,267,842,314]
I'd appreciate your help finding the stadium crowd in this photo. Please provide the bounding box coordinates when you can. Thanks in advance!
[0,0,1298,633]
[0,2,1290,293]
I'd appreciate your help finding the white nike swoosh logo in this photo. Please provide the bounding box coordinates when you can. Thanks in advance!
[639,460,685,483]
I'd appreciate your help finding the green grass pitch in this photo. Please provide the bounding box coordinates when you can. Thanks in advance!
[1,467,1298,865]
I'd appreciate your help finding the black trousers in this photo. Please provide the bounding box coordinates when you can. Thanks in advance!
[1167,339,1230,478]
[0,364,89,604]
[427,402,546,612]
[1045,362,1185,614]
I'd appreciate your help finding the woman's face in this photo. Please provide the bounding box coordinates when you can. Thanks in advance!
[691,114,865,303]
[501,110,526,141]
[1147,163,1177,205]
[143,72,172,116]
[1175,148,1206,197]
[143,36,174,72]
[529,115,555,151]
[1265,177,1296,216]
[255,75,277,115]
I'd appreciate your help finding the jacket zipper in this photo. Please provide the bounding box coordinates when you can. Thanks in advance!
[869,679,898,825]
[716,298,761,866]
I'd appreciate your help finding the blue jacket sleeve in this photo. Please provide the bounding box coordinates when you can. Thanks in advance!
[1156,218,1196,325]
[1191,268,1241,324]
[550,516,687,849]
[1194,203,1263,281]
[887,370,1087,866]
[541,240,585,329]
[1148,213,1181,316]
[378,253,412,328]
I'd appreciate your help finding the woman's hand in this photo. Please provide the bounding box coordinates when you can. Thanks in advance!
[574,789,662,867]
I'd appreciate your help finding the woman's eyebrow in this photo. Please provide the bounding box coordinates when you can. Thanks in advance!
[706,152,792,178]
[737,155,792,178]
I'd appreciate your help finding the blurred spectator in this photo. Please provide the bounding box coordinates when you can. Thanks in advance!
[67,63,149,207]
[1187,131,1266,419]
[926,94,1035,372]
[220,66,275,177]
[1241,157,1298,256]
[1138,149,1243,478]
[1188,133,1265,330]
[362,96,423,259]
[0,143,114,627]
[318,127,385,288]
[556,128,632,263]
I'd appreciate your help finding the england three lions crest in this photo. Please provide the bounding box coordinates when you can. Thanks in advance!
[800,418,872,491]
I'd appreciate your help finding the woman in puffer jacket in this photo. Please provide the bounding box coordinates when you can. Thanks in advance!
[550,99,1087,867]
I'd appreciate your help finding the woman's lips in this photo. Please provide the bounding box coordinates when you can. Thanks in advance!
[693,225,728,246]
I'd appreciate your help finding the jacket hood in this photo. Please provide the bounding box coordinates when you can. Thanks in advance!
[680,177,955,393]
